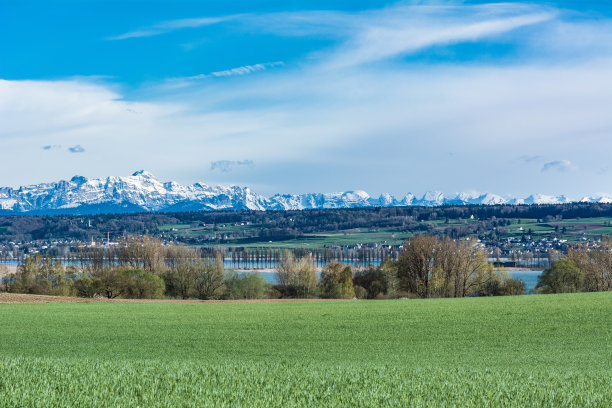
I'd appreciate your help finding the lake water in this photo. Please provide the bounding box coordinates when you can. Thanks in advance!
[249,270,542,294]
[509,271,542,293]
[1,259,541,294]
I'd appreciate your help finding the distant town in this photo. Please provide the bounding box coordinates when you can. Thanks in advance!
[2,203,611,270]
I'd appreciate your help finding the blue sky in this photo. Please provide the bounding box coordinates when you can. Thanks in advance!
[1,1,612,199]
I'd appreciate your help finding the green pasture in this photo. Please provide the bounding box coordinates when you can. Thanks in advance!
[554,217,612,224]
[157,224,192,231]
[159,222,256,238]
[588,227,612,236]
[159,216,612,249]
[227,230,412,248]
[1,293,611,406]
[426,218,479,226]
[502,217,612,240]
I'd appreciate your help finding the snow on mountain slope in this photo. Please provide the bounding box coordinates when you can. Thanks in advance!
[0,171,608,214]
[523,194,570,205]
[580,195,612,204]
[0,171,267,213]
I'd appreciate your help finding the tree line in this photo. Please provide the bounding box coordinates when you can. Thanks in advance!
[2,234,611,300]
[535,241,612,293]
[0,235,518,300]
[4,202,612,246]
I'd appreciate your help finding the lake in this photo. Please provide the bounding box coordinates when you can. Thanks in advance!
[1,259,541,294]
[509,270,542,293]
[251,270,542,294]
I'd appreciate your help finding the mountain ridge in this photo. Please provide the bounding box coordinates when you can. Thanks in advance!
[1,171,611,215]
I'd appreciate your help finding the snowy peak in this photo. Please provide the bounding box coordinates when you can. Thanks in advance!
[0,171,609,214]
[475,193,507,206]
[131,170,155,178]
[580,194,612,204]
[374,193,396,207]
[523,194,570,205]
[399,193,416,206]
[0,172,266,214]
[421,191,445,206]
[70,175,88,185]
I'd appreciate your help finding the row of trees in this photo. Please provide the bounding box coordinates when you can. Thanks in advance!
[536,242,612,293]
[396,235,525,298]
[274,239,525,299]
[1,234,527,300]
[5,233,611,300]
[7,203,612,254]
[1,253,269,300]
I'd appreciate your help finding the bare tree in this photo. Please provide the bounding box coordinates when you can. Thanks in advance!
[275,250,317,298]
[454,242,492,297]
[165,245,199,270]
[275,249,298,287]
[398,235,492,298]
[193,253,225,300]
[117,235,165,273]
[397,235,438,298]
[320,262,354,299]
[567,242,612,292]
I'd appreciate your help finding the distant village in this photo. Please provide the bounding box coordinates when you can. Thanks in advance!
[0,227,603,271]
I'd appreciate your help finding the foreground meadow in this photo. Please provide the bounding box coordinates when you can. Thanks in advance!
[1,293,611,407]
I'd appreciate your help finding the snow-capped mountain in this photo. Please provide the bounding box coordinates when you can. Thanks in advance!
[0,171,268,214]
[580,194,612,204]
[0,171,608,214]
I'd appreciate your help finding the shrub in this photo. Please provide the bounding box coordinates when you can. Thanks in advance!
[353,266,392,299]
[192,258,225,300]
[119,268,166,299]
[471,270,525,297]
[74,276,99,298]
[353,285,368,299]
[536,260,584,294]
[319,262,354,299]
[223,272,270,300]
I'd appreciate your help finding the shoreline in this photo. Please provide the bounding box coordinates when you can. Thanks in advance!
[0,292,349,304]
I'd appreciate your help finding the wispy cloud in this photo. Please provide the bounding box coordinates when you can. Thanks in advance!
[541,160,575,173]
[184,62,284,81]
[68,145,85,153]
[210,4,554,70]
[4,3,612,196]
[108,16,237,40]
[324,10,555,69]
[210,160,254,173]
[42,145,60,150]
[161,62,284,90]
[520,155,543,164]
[210,62,284,78]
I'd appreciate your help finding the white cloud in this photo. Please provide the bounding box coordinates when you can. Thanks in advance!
[219,3,555,70]
[3,57,612,195]
[173,62,284,84]
[541,160,575,173]
[210,62,284,78]
[108,16,237,40]
[3,3,612,197]
[210,160,254,172]
[68,145,86,153]
[324,11,555,69]
[42,145,61,150]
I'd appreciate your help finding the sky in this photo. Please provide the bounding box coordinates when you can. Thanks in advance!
[1,0,612,199]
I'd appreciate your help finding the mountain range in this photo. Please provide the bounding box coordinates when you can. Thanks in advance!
[1,170,611,215]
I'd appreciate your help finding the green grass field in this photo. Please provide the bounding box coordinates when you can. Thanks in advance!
[158,216,612,248]
[227,229,413,248]
[159,223,412,247]
[1,293,611,406]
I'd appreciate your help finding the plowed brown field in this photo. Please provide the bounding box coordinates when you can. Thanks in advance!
[0,292,343,304]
